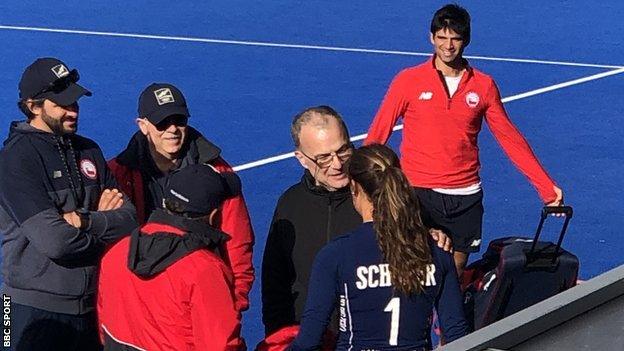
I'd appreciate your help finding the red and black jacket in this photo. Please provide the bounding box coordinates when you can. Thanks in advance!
[107,127,254,311]
[98,210,245,350]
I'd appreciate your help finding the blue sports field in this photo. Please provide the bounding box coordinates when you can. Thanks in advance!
[1,0,623,344]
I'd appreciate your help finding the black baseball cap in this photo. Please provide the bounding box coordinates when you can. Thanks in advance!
[19,57,92,106]
[164,164,241,217]
[138,83,190,125]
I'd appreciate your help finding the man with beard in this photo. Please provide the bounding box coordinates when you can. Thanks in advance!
[0,57,137,350]
[107,83,254,312]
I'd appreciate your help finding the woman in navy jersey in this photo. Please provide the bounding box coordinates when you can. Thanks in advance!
[289,144,468,351]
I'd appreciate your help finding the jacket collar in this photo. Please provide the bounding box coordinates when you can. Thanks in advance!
[426,55,474,78]
[4,120,77,148]
[115,126,222,169]
[127,209,229,278]
[301,170,351,200]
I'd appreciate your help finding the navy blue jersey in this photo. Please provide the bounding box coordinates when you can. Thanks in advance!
[290,222,468,350]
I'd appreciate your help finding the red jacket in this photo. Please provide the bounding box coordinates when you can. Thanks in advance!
[108,128,254,311]
[365,57,557,203]
[98,211,245,350]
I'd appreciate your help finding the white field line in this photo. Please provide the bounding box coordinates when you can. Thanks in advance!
[232,66,624,172]
[0,24,623,69]
[2,24,621,171]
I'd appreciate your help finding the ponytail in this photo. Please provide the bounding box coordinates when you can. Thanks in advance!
[348,144,432,294]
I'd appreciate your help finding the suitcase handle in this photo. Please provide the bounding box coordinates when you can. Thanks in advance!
[541,205,573,218]
[529,205,573,260]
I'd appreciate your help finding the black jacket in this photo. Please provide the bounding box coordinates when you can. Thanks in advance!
[261,171,362,334]
[0,121,137,314]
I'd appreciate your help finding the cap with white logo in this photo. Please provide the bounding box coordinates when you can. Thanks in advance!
[19,57,92,106]
[138,83,190,125]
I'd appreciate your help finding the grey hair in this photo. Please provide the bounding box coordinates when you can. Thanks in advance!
[290,105,350,148]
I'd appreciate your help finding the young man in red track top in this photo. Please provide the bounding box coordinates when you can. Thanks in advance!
[364,4,564,275]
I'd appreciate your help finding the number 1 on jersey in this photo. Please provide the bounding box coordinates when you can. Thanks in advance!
[384,297,400,346]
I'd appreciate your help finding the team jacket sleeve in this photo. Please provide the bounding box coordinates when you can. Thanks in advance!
[262,205,297,335]
[86,154,138,245]
[190,262,245,351]
[364,71,410,145]
[483,80,558,203]
[435,252,469,343]
[0,151,103,261]
[289,243,339,351]
[212,158,255,312]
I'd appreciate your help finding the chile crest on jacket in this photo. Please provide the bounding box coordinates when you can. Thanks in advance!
[465,91,480,108]
[80,159,97,180]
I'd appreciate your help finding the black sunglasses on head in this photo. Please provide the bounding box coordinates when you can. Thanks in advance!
[32,69,80,98]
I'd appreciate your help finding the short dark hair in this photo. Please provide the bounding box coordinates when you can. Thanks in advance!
[430,4,471,46]
[291,105,350,148]
[17,98,45,121]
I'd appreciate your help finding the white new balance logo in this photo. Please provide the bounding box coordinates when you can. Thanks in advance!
[483,274,497,291]
[418,91,433,100]
[154,88,175,105]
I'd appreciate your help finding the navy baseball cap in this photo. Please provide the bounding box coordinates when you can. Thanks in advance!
[19,57,92,106]
[138,83,190,125]
[164,164,241,217]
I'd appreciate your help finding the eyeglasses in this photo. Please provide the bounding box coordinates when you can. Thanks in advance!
[300,142,353,169]
[32,69,80,98]
[155,115,188,131]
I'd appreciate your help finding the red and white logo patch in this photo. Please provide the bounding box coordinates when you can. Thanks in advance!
[80,159,98,180]
[465,91,480,108]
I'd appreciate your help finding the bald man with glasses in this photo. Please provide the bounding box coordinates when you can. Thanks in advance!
[259,106,452,350]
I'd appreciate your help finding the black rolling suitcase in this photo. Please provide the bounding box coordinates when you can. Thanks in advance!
[461,206,578,331]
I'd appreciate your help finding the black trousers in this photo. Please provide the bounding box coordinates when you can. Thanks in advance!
[4,303,101,351]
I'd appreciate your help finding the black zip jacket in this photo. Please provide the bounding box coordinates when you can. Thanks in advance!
[0,121,137,315]
[261,171,361,334]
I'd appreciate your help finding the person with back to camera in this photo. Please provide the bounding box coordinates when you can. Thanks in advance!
[289,144,468,351]
[98,163,245,350]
